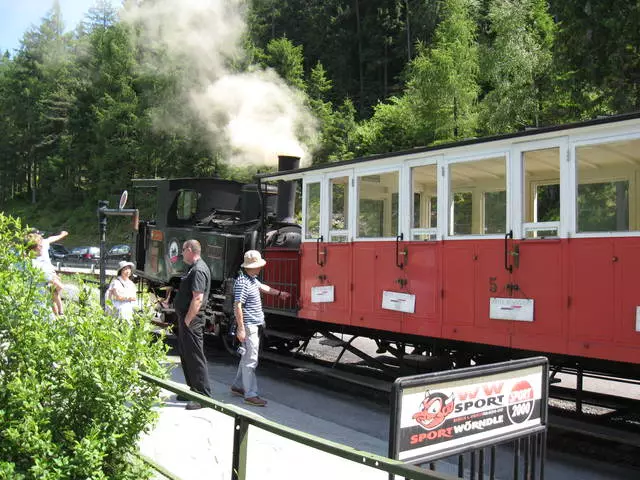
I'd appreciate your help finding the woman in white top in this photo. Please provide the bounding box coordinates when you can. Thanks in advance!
[107,261,137,320]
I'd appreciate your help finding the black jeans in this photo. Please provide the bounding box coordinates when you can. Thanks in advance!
[176,311,212,398]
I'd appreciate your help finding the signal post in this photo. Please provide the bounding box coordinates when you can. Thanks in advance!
[97,191,139,310]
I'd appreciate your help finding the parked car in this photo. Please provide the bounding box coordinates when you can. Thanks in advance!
[63,246,101,269]
[105,244,132,269]
[48,243,69,265]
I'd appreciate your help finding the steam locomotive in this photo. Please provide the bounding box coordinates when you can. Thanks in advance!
[133,113,640,380]
[132,156,302,354]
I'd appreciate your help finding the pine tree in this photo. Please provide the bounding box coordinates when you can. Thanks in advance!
[478,0,555,134]
[403,0,480,144]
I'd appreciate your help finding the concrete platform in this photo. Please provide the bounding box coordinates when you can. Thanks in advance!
[138,361,396,480]
[138,354,639,480]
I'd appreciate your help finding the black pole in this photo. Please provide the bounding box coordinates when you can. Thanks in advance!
[98,200,109,310]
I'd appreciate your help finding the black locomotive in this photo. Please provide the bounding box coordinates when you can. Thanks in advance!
[131,156,301,352]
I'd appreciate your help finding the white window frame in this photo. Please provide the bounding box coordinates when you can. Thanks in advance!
[406,155,442,241]
[302,175,325,242]
[444,150,510,240]
[326,170,353,243]
[511,137,568,239]
[571,131,640,238]
[354,164,403,241]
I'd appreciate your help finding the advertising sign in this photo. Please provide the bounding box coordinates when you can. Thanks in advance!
[490,297,534,322]
[389,357,548,464]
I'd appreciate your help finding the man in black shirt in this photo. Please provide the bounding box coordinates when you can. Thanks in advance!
[174,239,212,410]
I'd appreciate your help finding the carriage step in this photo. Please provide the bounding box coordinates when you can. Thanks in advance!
[211,294,227,301]
[319,338,347,348]
[263,329,308,342]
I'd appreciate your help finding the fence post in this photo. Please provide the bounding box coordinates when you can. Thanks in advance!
[232,415,249,480]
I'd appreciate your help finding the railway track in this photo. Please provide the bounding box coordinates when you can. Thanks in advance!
[254,332,640,455]
[158,323,640,470]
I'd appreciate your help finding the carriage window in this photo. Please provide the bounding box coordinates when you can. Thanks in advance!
[578,181,629,232]
[330,176,349,242]
[305,182,321,239]
[484,191,506,234]
[452,192,472,234]
[411,164,438,239]
[357,171,399,238]
[522,147,560,238]
[450,156,506,235]
[576,138,638,232]
[176,190,198,220]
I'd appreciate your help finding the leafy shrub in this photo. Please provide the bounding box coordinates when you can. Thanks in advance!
[0,214,168,479]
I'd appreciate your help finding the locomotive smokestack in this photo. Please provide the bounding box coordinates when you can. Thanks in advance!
[276,155,300,223]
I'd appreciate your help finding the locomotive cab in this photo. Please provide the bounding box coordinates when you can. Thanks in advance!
[132,177,278,285]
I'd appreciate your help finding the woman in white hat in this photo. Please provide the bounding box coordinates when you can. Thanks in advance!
[106,260,137,321]
[231,250,290,406]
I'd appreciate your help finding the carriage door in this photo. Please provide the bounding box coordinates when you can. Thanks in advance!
[401,158,441,337]
[299,176,327,321]
[299,172,353,326]
[508,138,568,353]
[321,171,353,325]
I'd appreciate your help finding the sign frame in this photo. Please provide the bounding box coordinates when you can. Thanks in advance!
[382,290,416,314]
[311,285,335,303]
[389,357,548,465]
[490,297,534,322]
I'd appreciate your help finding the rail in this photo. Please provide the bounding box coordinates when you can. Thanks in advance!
[138,372,458,480]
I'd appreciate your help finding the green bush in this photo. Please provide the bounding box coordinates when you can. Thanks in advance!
[0,214,168,479]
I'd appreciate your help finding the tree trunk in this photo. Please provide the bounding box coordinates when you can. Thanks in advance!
[355,0,364,116]
[405,0,411,62]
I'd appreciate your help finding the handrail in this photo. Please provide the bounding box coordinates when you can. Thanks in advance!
[396,233,407,269]
[139,372,457,480]
[316,235,326,266]
[504,230,513,273]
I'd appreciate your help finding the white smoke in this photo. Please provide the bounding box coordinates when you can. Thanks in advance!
[121,0,315,167]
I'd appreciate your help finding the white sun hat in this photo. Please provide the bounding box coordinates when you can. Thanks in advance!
[241,250,266,269]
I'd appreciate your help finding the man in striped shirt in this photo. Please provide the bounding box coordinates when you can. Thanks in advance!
[231,250,290,406]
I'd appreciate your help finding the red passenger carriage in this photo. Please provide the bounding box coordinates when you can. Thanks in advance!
[259,113,640,378]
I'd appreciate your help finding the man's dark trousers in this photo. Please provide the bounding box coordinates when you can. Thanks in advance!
[177,311,212,397]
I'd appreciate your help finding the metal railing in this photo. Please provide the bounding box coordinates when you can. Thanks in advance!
[139,372,459,480]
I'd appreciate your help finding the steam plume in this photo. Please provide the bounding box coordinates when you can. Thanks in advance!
[121,0,315,167]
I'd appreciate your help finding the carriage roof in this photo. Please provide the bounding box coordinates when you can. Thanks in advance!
[256,111,640,182]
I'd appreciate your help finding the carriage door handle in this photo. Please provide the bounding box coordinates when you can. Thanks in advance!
[396,233,407,269]
[316,236,326,266]
[504,230,513,273]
